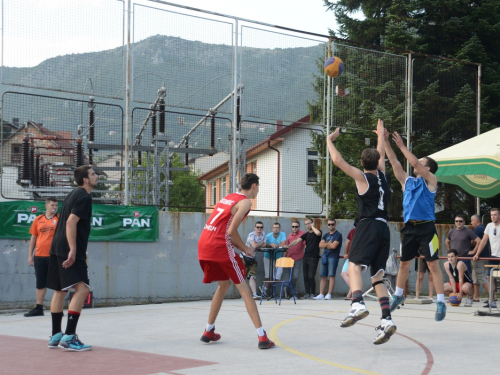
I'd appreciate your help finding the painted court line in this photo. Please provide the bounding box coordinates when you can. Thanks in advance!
[268,311,434,375]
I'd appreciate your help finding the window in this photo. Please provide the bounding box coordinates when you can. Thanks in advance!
[11,144,21,164]
[115,160,120,167]
[221,178,226,198]
[212,182,217,206]
[307,150,319,183]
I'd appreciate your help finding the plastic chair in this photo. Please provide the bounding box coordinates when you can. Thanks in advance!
[260,257,296,305]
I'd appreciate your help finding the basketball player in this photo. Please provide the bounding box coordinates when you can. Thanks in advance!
[384,129,447,321]
[198,173,274,349]
[46,165,98,351]
[327,119,397,345]
[25,197,59,317]
[443,249,474,304]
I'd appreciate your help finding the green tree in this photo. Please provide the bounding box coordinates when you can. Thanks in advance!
[168,154,205,212]
[318,0,500,220]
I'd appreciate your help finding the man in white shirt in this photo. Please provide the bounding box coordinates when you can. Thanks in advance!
[473,208,500,308]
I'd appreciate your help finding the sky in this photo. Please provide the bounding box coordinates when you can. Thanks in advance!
[1,0,342,68]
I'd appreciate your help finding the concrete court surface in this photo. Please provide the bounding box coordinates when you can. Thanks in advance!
[1,297,499,375]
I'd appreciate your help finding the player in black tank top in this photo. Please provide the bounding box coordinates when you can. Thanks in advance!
[443,249,474,305]
[327,119,397,345]
[356,170,389,222]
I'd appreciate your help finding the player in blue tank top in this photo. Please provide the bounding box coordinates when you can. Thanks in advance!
[384,129,447,321]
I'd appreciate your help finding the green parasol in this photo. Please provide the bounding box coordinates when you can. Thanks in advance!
[428,127,500,198]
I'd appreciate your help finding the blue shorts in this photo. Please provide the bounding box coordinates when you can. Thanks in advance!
[342,259,349,273]
[320,256,339,277]
[487,257,500,276]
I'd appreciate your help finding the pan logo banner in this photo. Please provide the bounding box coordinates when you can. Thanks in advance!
[0,201,158,242]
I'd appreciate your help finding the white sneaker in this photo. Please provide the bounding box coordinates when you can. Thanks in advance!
[253,293,261,300]
[373,317,397,345]
[464,296,473,307]
[313,294,325,300]
[324,294,332,300]
[340,302,369,327]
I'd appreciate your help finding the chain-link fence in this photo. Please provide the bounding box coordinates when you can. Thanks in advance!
[0,0,480,217]
[1,92,124,202]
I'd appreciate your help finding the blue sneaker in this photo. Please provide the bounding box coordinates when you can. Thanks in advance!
[435,301,446,321]
[58,334,92,351]
[390,295,405,312]
[48,332,63,349]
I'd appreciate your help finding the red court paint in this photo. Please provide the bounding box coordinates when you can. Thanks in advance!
[0,335,217,375]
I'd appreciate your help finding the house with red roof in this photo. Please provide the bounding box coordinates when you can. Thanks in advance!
[197,115,325,217]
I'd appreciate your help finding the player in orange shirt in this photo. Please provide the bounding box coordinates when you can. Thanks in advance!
[25,197,59,317]
[198,173,274,349]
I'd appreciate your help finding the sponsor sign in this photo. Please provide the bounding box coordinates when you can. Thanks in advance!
[0,201,158,242]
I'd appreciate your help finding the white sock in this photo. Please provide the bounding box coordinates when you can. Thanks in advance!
[206,323,215,332]
[395,287,404,296]
[437,294,445,303]
[257,327,265,337]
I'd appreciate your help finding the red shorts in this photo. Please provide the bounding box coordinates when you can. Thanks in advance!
[199,256,246,284]
[448,282,473,292]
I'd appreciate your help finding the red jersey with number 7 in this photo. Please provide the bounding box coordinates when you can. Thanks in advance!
[198,192,250,262]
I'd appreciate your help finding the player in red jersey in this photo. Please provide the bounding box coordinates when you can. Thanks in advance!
[198,173,274,349]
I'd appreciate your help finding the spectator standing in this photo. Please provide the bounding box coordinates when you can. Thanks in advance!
[443,249,474,306]
[341,228,355,300]
[446,214,480,274]
[24,197,59,317]
[415,258,434,300]
[284,220,306,296]
[473,208,500,308]
[315,218,343,300]
[243,222,266,299]
[287,218,322,299]
[470,214,490,303]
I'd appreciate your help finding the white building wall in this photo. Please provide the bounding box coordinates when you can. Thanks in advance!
[248,146,279,216]
[280,124,324,218]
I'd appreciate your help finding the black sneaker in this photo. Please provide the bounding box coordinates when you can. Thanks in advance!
[24,307,44,317]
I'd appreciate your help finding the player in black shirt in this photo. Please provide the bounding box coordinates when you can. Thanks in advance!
[46,165,97,352]
[327,119,396,345]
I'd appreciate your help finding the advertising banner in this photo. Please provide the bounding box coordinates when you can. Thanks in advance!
[0,201,158,242]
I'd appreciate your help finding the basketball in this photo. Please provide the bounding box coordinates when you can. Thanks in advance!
[448,293,461,306]
[324,56,344,78]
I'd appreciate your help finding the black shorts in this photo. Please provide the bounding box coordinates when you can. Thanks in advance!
[401,221,439,262]
[348,219,390,277]
[415,257,430,273]
[34,256,50,289]
[46,254,90,291]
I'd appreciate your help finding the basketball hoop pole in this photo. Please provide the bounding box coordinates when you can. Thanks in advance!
[325,38,332,218]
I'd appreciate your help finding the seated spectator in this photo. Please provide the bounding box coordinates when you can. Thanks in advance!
[415,257,434,300]
[243,222,267,299]
[262,222,286,296]
[284,220,306,297]
[315,218,342,300]
[341,228,355,300]
[443,249,474,307]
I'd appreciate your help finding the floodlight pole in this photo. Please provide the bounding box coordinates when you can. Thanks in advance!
[124,0,132,205]
[325,39,332,218]
[406,53,412,174]
[231,19,239,194]
[476,64,482,214]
